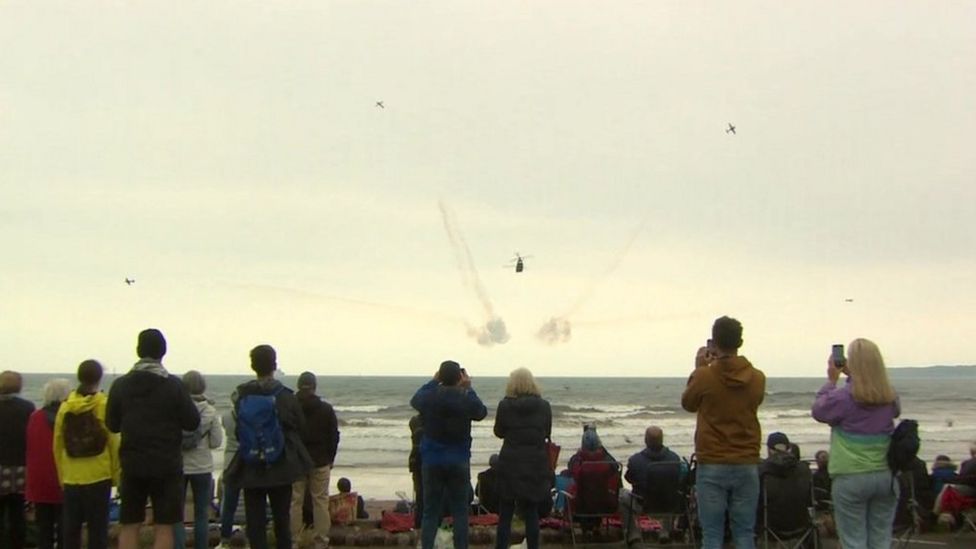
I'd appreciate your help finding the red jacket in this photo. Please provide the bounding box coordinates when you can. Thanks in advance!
[26,406,63,504]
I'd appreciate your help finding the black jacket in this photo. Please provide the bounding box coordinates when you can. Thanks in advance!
[106,368,200,478]
[0,395,35,466]
[296,389,340,468]
[757,451,813,534]
[493,395,553,502]
[226,379,313,489]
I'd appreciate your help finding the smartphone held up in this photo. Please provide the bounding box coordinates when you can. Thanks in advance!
[831,344,846,368]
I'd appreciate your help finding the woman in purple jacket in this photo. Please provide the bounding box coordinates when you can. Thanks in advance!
[811,338,900,549]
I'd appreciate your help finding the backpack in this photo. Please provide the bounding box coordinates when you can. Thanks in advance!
[62,409,108,458]
[887,419,920,473]
[236,386,286,465]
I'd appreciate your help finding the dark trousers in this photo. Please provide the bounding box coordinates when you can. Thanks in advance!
[496,499,539,549]
[243,485,292,549]
[220,479,242,540]
[412,471,424,529]
[62,481,111,549]
[0,493,26,549]
[34,503,63,549]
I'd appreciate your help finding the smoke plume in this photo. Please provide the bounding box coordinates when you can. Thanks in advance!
[439,201,510,346]
[536,316,572,345]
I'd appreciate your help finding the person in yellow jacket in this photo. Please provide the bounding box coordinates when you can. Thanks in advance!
[53,360,120,549]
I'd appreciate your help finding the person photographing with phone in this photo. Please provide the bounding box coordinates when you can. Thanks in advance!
[682,316,766,549]
[410,361,487,549]
[812,339,900,549]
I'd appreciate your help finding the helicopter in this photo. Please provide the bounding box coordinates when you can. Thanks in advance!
[504,253,532,273]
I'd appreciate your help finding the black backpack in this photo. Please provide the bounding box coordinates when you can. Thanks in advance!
[887,419,920,473]
[62,410,109,458]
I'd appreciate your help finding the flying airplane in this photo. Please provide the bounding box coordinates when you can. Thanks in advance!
[375,101,384,109]
[125,278,135,286]
[726,123,736,135]
[845,298,854,303]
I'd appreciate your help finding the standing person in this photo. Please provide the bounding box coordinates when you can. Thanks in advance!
[492,368,552,549]
[0,371,35,549]
[812,338,899,549]
[219,409,241,547]
[106,329,201,549]
[289,372,340,549]
[26,379,71,549]
[54,360,120,549]
[681,316,766,549]
[408,414,424,529]
[225,345,311,549]
[410,361,487,549]
[175,371,223,549]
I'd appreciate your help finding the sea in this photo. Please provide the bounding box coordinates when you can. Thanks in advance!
[17,373,976,501]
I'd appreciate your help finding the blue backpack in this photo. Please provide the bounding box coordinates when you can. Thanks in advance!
[236,386,286,465]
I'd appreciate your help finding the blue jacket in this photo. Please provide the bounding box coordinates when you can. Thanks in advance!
[410,380,487,466]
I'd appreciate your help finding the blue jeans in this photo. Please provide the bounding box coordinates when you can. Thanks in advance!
[832,470,898,549]
[220,477,242,540]
[173,474,212,549]
[696,464,759,549]
[421,463,470,549]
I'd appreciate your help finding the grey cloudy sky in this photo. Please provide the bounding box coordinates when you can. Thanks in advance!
[2,1,974,377]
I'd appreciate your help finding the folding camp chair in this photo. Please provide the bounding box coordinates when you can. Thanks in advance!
[760,461,818,549]
[623,460,697,546]
[563,460,623,547]
[893,471,923,549]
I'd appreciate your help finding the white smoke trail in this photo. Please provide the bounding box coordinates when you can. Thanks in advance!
[439,201,510,346]
[536,219,647,346]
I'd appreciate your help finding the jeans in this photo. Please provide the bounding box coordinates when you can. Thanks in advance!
[62,480,111,549]
[0,493,26,549]
[421,463,470,549]
[696,464,759,549]
[34,503,63,549]
[495,499,539,549]
[832,470,898,549]
[220,478,242,540]
[173,474,212,549]
[412,471,424,529]
[243,484,292,549]
[290,465,331,545]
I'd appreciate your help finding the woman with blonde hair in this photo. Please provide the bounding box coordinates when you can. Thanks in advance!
[812,338,900,549]
[493,368,552,549]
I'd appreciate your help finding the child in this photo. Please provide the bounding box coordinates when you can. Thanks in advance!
[336,478,369,519]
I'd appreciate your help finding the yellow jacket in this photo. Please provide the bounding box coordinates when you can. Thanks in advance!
[53,390,120,486]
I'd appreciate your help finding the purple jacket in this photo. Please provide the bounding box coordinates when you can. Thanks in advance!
[811,380,899,435]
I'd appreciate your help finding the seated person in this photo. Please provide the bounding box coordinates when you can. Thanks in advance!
[934,442,976,521]
[932,455,958,496]
[811,450,831,511]
[567,426,620,531]
[620,426,685,545]
[475,454,500,513]
[336,477,369,519]
[757,432,815,538]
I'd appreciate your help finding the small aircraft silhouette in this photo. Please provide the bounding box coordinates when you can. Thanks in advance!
[504,253,532,273]
[726,123,736,135]
[125,278,135,286]
[375,101,384,109]
[845,298,854,303]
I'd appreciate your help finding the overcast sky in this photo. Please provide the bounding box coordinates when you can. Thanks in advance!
[2,1,974,377]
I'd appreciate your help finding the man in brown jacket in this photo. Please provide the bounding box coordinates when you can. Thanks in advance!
[681,316,765,549]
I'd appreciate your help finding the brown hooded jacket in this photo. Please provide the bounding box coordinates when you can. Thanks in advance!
[681,355,766,464]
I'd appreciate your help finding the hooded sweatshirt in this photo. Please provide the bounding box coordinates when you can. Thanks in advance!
[106,359,200,478]
[53,390,120,486]
[681,355,766,464]
[182,395,223,475]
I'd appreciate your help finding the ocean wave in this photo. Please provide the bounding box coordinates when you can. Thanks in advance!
[335,405,390,413]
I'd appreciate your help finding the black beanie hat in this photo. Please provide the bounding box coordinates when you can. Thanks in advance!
[137,328,167,360]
